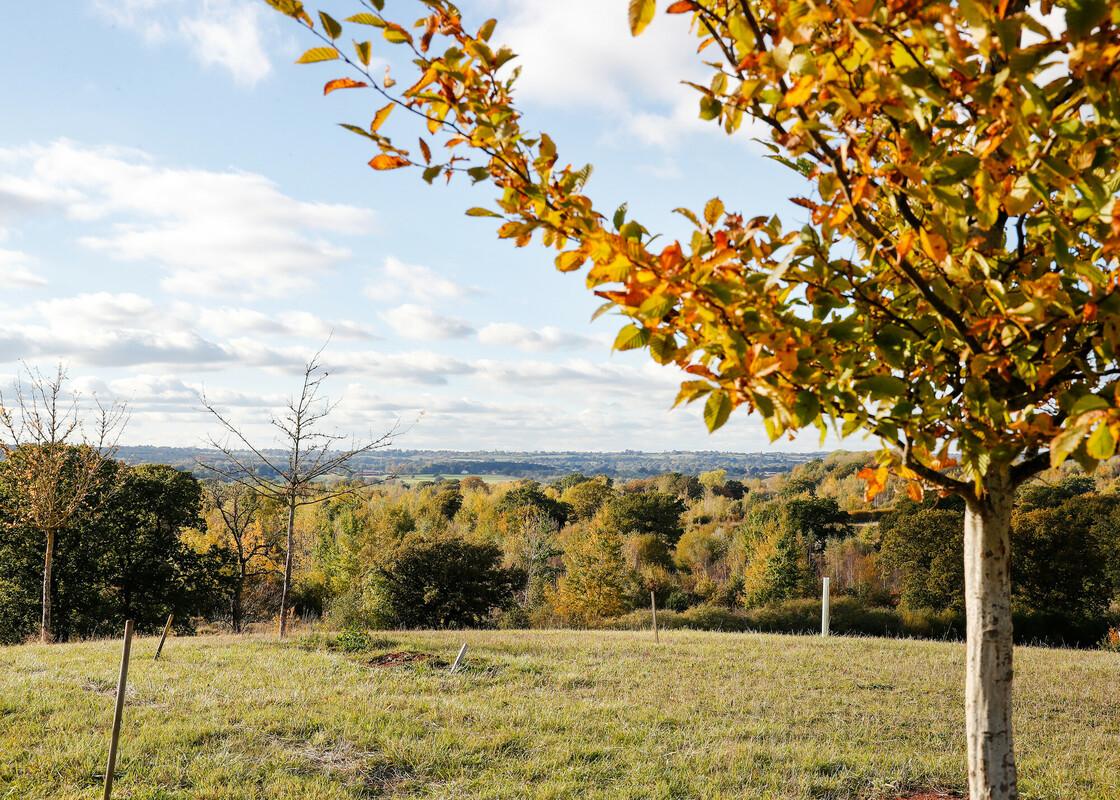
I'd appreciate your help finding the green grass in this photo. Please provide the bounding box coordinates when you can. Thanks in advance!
[1,630,1118,799]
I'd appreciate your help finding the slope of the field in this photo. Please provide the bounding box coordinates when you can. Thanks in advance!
[1,630,1117,799]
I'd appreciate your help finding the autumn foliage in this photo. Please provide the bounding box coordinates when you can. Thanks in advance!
[268,0,1120,501]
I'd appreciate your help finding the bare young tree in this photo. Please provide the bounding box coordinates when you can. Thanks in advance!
[0,364,128,642]
[203,480,279,633]
[200,348,395,637]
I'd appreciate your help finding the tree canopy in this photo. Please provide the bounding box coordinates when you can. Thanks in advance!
[268,0,1120,498]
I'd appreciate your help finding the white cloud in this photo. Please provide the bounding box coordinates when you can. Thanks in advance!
[193,306,377,340]
[179,2,271,87]
[365,256,479,302]
[492,0,721,147]
[382,303,475,340]
[478,322,595,352]
[0,249,47,287]
[92,0,272,87]
[0,140,376,299]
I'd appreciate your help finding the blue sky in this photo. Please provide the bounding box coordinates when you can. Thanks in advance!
[0,0,836,452]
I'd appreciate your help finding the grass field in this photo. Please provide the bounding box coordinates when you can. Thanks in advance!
[1,630,1118,799]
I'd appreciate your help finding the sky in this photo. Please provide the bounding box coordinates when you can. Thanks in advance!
[0,0,838,453]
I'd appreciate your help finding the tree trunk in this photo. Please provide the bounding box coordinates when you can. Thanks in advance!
[232,569,244,634]
[40,528,55,643]
[963,465,1018,800]
[277,496,296,639]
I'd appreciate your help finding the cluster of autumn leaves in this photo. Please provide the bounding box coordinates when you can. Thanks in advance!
[266,0,1120,499]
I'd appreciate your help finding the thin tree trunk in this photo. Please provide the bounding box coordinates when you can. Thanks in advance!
[41,528,55,643]
[232,571,244,634]
[277,496,296,638]
[963,465,1018,800]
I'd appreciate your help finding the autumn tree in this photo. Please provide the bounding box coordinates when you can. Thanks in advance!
[202,480,279,632]
[0,365,126,642]
[201,347,395,637]
[268,1,1120,796]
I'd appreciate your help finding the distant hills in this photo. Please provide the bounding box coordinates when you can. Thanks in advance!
[114,446,831,481]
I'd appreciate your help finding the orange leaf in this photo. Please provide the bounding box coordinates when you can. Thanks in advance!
[666,1,695,12]
[405,67,438,96]
[418,138,432,164]
[369,154,410,170]
[783,76,815,108]
[858,465,888,502]
[659,242,685,272]
[906,481,924,502]
[323,78,367,95]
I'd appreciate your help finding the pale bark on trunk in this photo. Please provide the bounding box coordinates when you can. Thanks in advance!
[40,528,55,643]
[277,496,296,639]
[963,464,1018,800]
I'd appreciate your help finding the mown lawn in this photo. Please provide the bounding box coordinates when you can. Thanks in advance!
[0,629,1117,799]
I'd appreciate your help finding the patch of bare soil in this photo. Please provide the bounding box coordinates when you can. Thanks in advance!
[367,651,445,668]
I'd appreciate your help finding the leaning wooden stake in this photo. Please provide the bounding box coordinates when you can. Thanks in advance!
[154,613,173,660]
[650,590,660,643]
[821,577,831,638]
[449,643,468,674]
[103,619,134,800]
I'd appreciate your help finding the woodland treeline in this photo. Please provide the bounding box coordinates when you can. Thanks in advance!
[2,449,1118,647]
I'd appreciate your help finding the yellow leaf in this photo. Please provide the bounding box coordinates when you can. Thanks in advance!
[628,0,656,36]
[919,229,948,265]
[295,47,338,64]
[370,103,394,132]
[556,251,586,272]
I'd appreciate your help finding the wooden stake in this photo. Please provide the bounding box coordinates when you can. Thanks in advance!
[103,619,134,800]
[821,577,831,638]
[650,590,659,643]
[154,613,173,660]
[449,643,468,674]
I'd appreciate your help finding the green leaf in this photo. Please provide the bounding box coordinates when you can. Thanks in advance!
[638,294,675,320]
[793,391,820,428]
[699,96,722,120]
[1086,423,1116,461]
[628,0,656,36]
[466,207,502,218]
[318,11,342,39]
[855,375,908,400]
[421,165,441,184]
[1065,0,1108,41]
[354,41,371,66]
[338,123,376,141]
[296,47,338,64]
[620,220,644,241]
[1069,394,1110,417]
[1050,424,1089,468]
[648,333,678,364]
[704,390,732,432]
[613,324,650,351]
[613,202,628,230]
